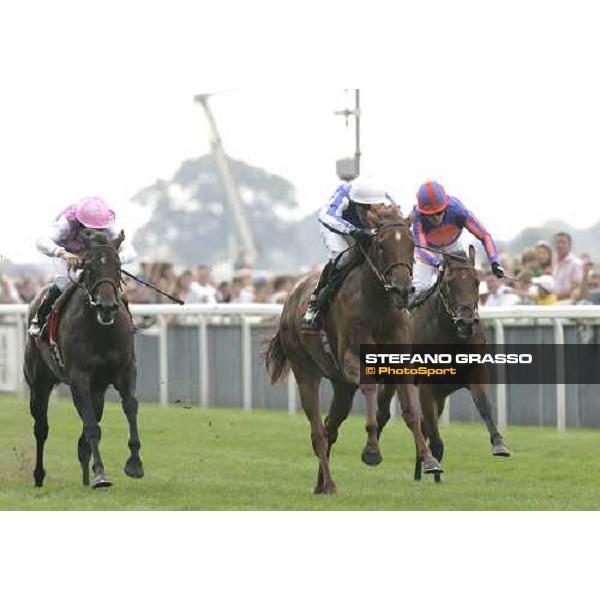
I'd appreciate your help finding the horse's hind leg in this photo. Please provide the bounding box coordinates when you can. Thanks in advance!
[295,369,333,494]
[376,383,395,440]
[470,381,511,457]
[29,372,55,487]
[77,430,91,486]
[71,374,111,489]
[115,367,144,479]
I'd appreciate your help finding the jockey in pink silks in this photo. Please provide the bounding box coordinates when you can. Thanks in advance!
[29,196,137,337]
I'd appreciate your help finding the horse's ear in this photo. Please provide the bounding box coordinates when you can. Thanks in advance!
[114,230,125,250]
[468,244,476,266]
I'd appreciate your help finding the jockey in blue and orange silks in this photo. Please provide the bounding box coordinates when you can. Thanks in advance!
[411,180,504,303]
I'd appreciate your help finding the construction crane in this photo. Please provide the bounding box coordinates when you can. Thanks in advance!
[193,92,258,267]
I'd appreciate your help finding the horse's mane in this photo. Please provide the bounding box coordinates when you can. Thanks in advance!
[79,229,110,247]
[363,204,408,229]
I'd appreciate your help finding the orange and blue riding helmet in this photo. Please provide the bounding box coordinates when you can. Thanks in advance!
[416,181,449,215]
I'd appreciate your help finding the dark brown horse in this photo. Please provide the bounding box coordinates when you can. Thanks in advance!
[24,229,143,488]
[374,246,510,483]
[266,206,442,494]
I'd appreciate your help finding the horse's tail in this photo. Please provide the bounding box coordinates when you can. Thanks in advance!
[265,330,290,384]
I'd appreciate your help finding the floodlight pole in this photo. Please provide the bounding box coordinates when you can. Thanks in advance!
[193,93,258,267]
[334,89,361,181]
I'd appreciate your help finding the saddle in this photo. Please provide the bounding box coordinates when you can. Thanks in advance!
[42,284,78,343]
[316,248,364,312]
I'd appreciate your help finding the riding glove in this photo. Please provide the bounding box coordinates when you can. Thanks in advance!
[350,228,372,244]
[491,262,505,279]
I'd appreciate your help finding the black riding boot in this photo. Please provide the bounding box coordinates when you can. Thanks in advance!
[29,284,62,337]
[301,261,334,333]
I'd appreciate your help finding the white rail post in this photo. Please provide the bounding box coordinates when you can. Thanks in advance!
[198,316,209,408]
[240,315,252,412]
[494,319,507,429]
[390,387,398,419]
[439,396,450,426]
[553,319,566,433]
[16,313,27,398]
[287,371,297,415]
[158,315,169,407]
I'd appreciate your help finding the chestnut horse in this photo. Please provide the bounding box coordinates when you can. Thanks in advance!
[266,206,442,494]
[374,246,510,483]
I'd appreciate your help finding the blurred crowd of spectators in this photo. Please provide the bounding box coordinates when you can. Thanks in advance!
[479,232,600,307]
[2,231,599,308]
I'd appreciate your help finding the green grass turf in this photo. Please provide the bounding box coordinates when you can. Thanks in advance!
[1,394,599,510]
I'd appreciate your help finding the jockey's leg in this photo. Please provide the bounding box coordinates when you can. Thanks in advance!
[29,260,69,337]
[410,259,439,307]
[301,227,350,332]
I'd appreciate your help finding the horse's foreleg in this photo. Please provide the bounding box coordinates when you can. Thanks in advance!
[396,383,442,475]
[115,369,144,479]
[325,381,356,458]
[360,383,383,466]
[470,381,511,457]
[29,377,54,488]
[71,374,111,489]
[421,387,444,483]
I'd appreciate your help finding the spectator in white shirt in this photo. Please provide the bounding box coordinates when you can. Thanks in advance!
[483,272,520,307]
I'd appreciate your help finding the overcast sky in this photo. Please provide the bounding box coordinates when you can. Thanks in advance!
[1,1,599,263]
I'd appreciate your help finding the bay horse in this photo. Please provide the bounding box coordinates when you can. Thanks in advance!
[373,245,510,483]
[24,229,144,488]
[266,206,442,494]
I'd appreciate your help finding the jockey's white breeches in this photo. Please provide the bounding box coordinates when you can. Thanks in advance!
[319,224,353,264]
[53,257,82,291]
[413,238,466,294]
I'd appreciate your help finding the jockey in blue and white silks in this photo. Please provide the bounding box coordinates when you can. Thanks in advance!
[301,178,401,332]
[411,180,504,302]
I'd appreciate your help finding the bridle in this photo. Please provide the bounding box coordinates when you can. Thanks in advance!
[70,244,122,308]
[356,222,414,292]
[438,263,480,326]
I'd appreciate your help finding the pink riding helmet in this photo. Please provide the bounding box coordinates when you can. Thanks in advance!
[75,197,116,229]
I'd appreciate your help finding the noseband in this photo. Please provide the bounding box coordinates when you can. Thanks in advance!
[357,222,413,292]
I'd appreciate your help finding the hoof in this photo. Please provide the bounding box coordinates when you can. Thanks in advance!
[33,468,45,488]
[313,482,337,495]
[361,448,383,467]
[492,443,511,457]
[91,474,113,489]
[124,458,145,479]
[423,458,443,474]
[434,472,442,484]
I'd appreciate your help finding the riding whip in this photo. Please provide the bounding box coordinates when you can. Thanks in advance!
[120,269,185,305]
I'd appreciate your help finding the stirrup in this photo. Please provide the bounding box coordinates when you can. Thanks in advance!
[301,304,321,333]
[28,319,42,337]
